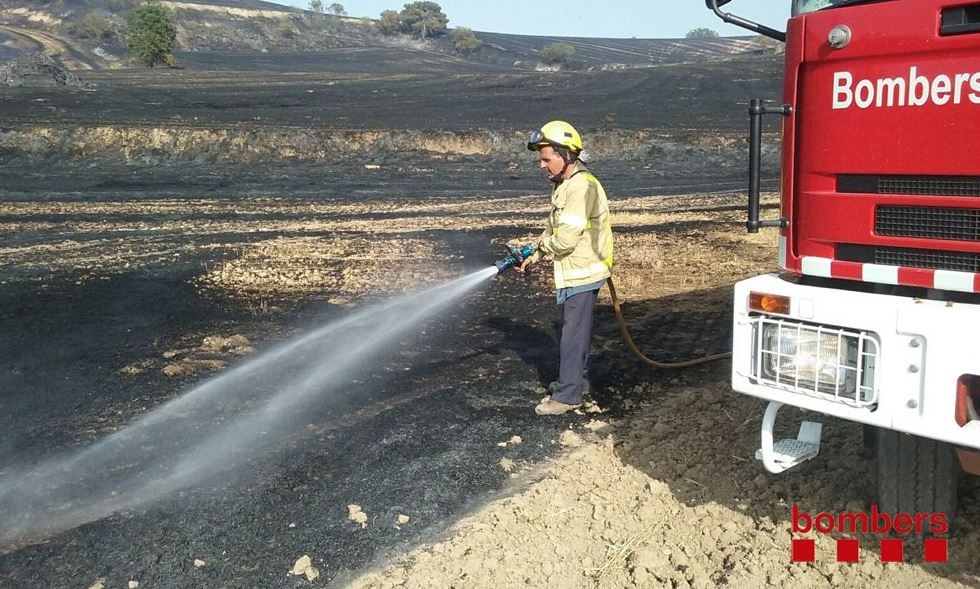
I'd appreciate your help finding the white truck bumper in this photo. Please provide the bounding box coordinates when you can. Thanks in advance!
[732,273,980,451]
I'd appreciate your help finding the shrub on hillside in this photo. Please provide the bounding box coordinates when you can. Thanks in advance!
[77,11,118,40]
[278,18,298,38]
[686,27,720,39]
[378,9,400,35]
[61,11,116,41]
[451,27,481,53]
[540,42,574,65]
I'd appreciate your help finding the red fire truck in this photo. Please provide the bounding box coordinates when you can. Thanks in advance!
[707,0,980,517]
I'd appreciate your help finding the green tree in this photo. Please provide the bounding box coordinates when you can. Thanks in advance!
[309,0,324,14]
[125,3,177,67]
[540,41,574,65]
[378,9,400,35]
[451,27,481,53]
[399,1,448,39]
[686,27,720,39]
[328,3,347,16]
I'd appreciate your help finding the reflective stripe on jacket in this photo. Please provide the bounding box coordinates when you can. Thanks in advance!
[530,164,614,289]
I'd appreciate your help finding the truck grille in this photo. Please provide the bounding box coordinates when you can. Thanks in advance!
[838,174,980,196]
[837,244,980,273]
[876,206,980,242]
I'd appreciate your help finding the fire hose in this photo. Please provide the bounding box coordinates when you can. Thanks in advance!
[605,276,731,369]
[495,243,732,369]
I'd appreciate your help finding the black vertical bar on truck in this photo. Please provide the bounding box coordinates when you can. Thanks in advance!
[748,99,764,233]
[746,99,791,233]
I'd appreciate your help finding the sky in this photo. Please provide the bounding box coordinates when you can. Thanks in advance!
[270,1,792,39]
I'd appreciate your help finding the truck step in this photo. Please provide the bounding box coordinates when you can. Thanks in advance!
[755,436,820,465]
[756,402,823,473]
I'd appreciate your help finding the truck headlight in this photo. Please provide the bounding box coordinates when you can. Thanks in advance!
[759,321,861,398]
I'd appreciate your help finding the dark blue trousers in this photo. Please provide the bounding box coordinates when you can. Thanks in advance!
[552,288,598,405]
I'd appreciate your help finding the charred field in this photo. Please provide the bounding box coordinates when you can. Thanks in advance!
[2,46,978,589]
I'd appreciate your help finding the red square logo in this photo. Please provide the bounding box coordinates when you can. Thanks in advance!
[792,538,815,562]
[924,538,948,563]
[880,538,904,563]
[836,538,860,563]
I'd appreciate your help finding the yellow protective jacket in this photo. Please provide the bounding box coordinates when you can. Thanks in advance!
[528,164,614,289]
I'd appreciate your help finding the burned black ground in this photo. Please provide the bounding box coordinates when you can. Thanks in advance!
[0,46,791,587]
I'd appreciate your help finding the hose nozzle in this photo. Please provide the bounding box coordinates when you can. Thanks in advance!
[494,243,535,273]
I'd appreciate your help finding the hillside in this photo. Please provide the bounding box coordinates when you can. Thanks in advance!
[0,0,776,71]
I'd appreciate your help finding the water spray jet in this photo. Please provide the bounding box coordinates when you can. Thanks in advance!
[0,266,499,547]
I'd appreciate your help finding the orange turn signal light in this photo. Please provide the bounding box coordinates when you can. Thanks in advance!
[749,292,791,315]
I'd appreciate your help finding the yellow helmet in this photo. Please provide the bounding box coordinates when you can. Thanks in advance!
[527,120,583,154]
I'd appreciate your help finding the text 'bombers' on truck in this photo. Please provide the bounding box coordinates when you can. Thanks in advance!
[707,0,980,519]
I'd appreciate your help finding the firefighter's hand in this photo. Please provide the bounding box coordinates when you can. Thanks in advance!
[516,258,533,274]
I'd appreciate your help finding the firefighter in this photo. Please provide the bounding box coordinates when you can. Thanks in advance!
[518,120,614,416]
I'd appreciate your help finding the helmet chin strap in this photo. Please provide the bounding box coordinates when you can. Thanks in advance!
[549,149,575,183]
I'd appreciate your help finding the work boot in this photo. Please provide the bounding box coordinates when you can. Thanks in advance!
[548,378,591,396]
[534,398,582,416]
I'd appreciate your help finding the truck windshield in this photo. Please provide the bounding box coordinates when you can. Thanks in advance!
[792,0,871,16]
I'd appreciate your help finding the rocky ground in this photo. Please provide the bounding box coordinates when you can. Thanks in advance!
[350,380,980,589]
